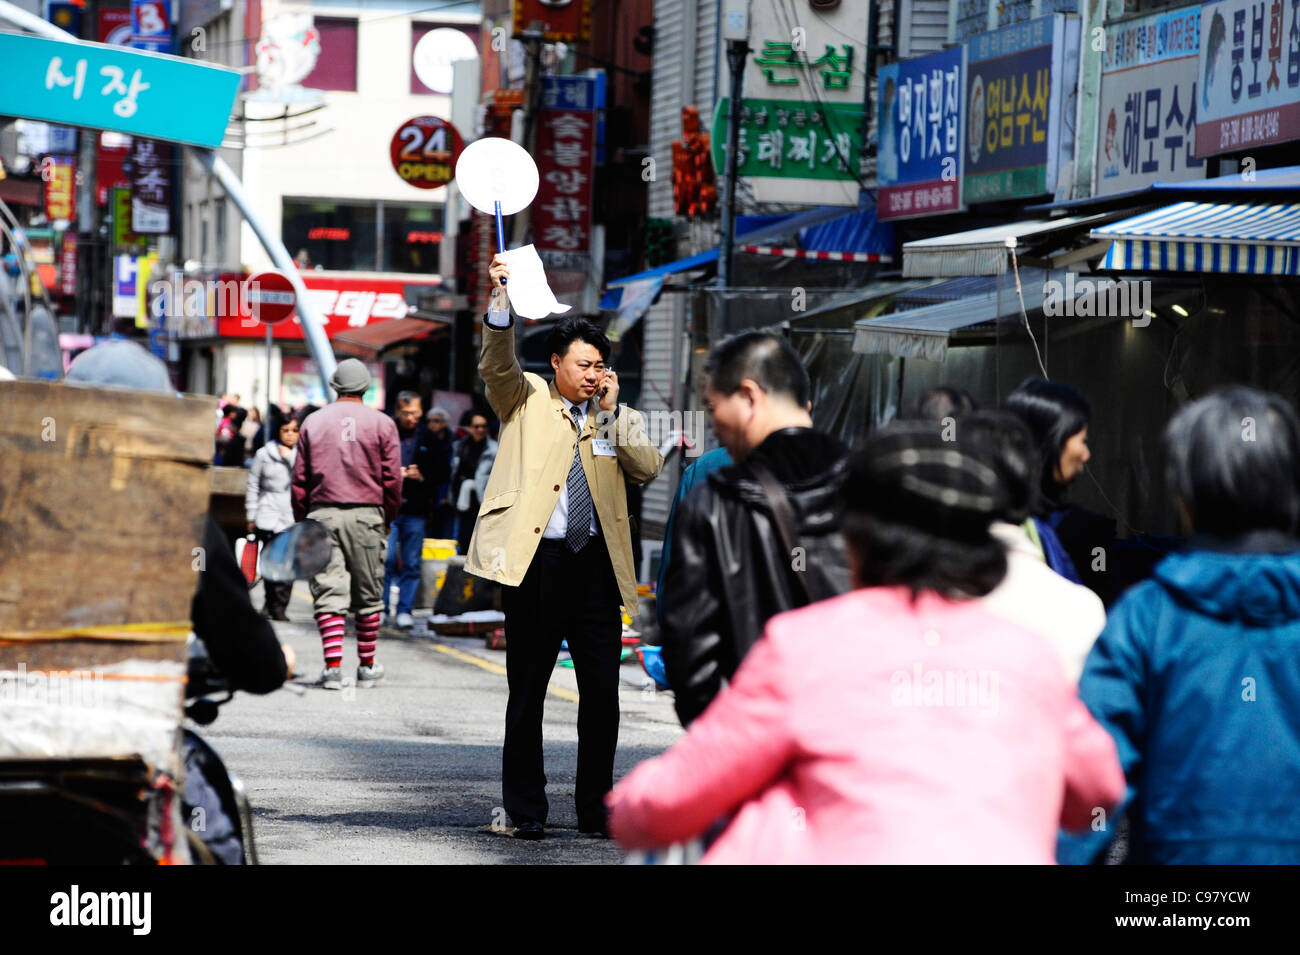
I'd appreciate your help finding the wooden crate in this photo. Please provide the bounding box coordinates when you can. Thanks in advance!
[0,379,216,639]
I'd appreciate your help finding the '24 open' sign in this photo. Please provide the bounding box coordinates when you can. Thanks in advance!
[389,116,465,190]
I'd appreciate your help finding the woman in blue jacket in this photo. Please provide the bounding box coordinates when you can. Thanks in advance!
[1073,386,1300,864]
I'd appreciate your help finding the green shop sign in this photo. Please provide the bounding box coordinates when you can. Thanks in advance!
[710,97,864,181]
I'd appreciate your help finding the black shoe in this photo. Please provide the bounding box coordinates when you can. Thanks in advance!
[578,812,609,838]
[513,821,545,841]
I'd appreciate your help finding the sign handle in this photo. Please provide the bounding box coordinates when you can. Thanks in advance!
[494,199,507,286]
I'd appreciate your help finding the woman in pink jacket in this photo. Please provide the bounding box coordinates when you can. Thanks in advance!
[608,423,1124,864]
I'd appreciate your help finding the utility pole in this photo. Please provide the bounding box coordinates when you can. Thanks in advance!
[718,0,751,337]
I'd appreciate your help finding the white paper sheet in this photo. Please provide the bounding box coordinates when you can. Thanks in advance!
[500,244,572,319]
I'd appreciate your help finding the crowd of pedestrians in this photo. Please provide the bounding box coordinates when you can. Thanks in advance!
[609,338,1300,863]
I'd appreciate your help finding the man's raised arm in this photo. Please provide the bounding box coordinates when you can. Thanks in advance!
[479,254,529,421]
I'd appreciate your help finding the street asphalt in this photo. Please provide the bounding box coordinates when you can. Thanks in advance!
[206,583,684,864]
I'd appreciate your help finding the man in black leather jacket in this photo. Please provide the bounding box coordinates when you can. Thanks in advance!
[659,332,851,727]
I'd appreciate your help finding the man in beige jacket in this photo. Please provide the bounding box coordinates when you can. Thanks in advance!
[470,254,662,840]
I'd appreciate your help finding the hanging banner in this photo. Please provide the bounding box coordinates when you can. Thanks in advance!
[1195,0,1300,156]
[130,138,172,234]
[1096,6,1205,195]
[877,45,966,220]
[113,254,139,318]
[963,13,1081,203]
[42,155,76,221]
[111,186,148,251]
[535,76,598,273]
[59,233,77,297]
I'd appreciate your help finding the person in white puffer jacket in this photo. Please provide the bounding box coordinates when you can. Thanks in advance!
[246,413,300,620]
[965,410,1106,683]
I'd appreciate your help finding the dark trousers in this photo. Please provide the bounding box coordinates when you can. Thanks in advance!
[502,536,622,828]
[254,527,293,618]
[456,506,479,555]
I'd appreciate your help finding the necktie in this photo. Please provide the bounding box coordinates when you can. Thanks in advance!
[566,406,593,552]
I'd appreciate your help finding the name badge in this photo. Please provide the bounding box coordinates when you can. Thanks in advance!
[592,439,617,457]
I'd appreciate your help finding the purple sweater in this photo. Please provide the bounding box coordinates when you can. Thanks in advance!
[292,400,403,523]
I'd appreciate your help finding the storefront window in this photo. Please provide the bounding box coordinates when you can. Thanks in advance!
[282,199,378,271]
[302,17,359,93]
[382,203,443,274]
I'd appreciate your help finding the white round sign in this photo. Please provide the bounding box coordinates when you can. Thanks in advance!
[413,27,478,94]
[455,137,540,216]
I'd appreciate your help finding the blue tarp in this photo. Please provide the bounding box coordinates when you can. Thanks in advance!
[798,207,894,256]
[601,200,892,311]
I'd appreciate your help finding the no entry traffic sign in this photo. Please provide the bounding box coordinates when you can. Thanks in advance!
[245,271,296,325]
[390,116,464,190]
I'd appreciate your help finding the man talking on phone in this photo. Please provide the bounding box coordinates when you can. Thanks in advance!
[468,254,662,840]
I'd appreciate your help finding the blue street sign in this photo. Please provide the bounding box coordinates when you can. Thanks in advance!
[0,32,239,148]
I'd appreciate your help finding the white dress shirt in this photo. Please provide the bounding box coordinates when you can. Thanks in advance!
[543,395,597,541]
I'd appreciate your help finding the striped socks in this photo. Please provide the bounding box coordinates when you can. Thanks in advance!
[316,612,345,667]
[356,611,381,667]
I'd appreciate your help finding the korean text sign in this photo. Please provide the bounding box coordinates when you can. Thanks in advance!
[43,156,76,221]
[1196,0,1300,155]
[878,46,965,220]
[130,138,172,234]
[964,14,1079,203]
[710,97,864,182]
[0,33,240,148]
[534,78,597,269]
[1096,7,1204,195]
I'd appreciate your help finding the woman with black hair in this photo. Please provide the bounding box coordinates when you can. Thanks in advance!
[606,422,1124,863]
[1003,378,1112,592]
[963,411,1106,682]
[1066,386,1300,864]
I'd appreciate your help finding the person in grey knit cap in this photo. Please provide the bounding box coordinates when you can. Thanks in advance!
[424,405,456,538]
[291,358,402,689]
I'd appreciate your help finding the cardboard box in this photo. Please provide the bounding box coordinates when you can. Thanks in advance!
[0,379,216,639]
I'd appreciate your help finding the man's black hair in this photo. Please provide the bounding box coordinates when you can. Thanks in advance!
[908,386,978,422]
[547,316,611,363]
[703,330,810,407]
[396,390,422,407]
[1003,377,1091,504]
[1165,386,1300,540]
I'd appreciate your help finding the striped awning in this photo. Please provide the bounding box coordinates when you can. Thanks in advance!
[1092,202,1300,275]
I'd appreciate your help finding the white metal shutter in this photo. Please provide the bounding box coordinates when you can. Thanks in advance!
[694,0,718,113]
[649,0,687,219]
[900,0,952,57]
[639,297,679,537]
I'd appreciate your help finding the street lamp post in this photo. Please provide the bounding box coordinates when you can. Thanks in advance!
[717,0,751,337]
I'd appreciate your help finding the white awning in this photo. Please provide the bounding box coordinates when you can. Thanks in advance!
[853,269,1061,362]
[902,214,1121,278]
